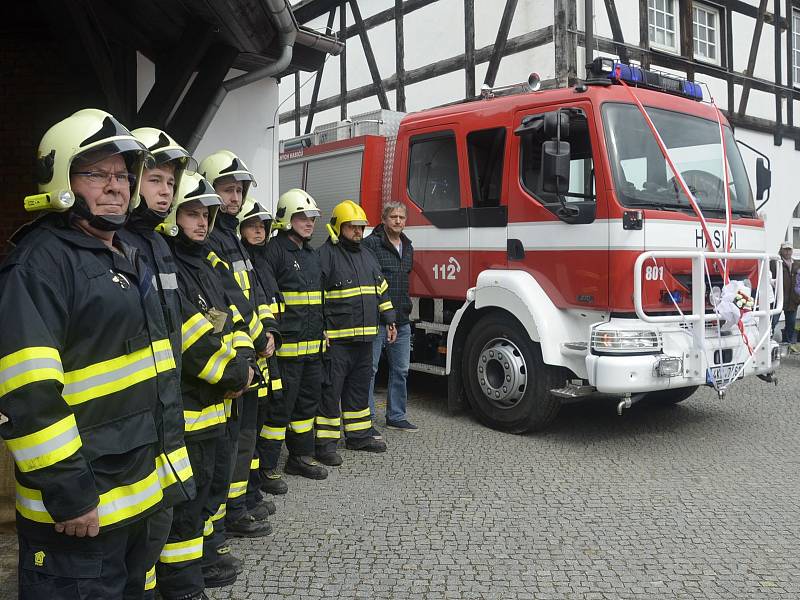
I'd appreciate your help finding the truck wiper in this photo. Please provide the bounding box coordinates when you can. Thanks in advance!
[622,200,690,211]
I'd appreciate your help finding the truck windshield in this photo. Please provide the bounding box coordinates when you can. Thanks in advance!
[602,102,755,216]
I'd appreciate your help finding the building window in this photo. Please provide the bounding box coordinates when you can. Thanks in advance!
[648,0,680,53]
[793,9,800,86]
[407,132,461,211]
[693,4,720,65]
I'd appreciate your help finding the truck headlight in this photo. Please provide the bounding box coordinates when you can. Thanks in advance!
[591,330,661,354]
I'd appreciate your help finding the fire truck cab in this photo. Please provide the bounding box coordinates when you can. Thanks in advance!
[279,59,784,433]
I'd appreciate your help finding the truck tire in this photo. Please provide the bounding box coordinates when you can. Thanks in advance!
[462,313,562,433]
[644,386,698,406]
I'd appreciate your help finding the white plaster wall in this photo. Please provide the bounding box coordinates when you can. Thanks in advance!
[137,55,281,212]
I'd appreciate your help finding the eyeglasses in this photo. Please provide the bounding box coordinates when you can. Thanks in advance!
[72,171,136,187]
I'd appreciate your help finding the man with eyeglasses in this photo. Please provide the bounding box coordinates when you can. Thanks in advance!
[0,109,174,598]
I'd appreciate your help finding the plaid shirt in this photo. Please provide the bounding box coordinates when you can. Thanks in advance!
[363,224,414,325]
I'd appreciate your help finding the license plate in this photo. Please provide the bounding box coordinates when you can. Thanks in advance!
[707,362,744,384]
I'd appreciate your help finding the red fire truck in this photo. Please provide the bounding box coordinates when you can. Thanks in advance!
[279,58,783,432]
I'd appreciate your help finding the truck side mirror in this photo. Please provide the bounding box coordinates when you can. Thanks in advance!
[543,111,570,138]
[541,140,570,194]
[755,157,771,201]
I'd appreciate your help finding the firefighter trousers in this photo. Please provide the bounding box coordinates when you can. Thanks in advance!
[226,390,259,522]
[18,514,152,600]
[142,506,173,599]
[202,402,240,566]
[316,342,374,455]
[156,436,217,600]
[265,356,320,460]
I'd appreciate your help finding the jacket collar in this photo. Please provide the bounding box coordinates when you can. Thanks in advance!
[275,231,310,252]
[371,223,411,253]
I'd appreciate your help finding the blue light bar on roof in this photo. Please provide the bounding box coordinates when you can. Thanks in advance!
[587,57,703,101]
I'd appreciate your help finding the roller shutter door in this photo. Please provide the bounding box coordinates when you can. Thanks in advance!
[304,150,364,246]
[279,163,305,196]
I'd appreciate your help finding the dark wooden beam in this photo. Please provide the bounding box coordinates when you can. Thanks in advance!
[484,0,518,88]
[339,2,347,120]
[343,0,439,39]
[280,25,553,123]
[395,0,406,111]
[136,20,216,129]
[167,43,239,148]
[738,0,768,116]
[680,0,694,80]
[465,0,476,99]
[305,8,337,134]
[724,111,800,144]
[638,0,650,68]
[294,72,301,136]
[603,0,628,63]
[292,0,341,24]
[64,1,125,117]
[555,0,577,86]
[349,0,390,109]
[774,0,783,145]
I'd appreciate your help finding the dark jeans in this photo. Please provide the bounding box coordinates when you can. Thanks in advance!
[772,308,798,343]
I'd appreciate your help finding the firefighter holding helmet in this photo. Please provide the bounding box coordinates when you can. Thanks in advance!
[0,108,173,597]
[315,200,396,464]
[261,188,329,480]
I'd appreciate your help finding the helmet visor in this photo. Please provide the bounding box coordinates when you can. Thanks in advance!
[299,209,321,218]
[154,149,197,173]
[73,139,150,169]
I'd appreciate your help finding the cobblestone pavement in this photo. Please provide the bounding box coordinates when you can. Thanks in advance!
[2,358,800,599]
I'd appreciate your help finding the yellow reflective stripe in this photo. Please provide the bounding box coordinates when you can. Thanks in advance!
[258,304,275,321]
[324,285,378,300]
[282,290,322,305]
[15,483,54,523]
[98,469,163,527]
[155,446,193,489]
[232,331,254,350]
[5,414,82,473]
[0,346,63,396]
[228,481,247,499]
[250,457,260,470]
[260,425,286,441]
[277,302,286,313]
[272,378,283,391]
[258,386,268,398]
[203,519,214,537]
[62,340,175,405]
[229,305,243,324]
[378,301,394,312]
[344,420,372,432]
[343,408,372,420]
[210,502,226,522]
[159,536,203,564]
[287,418,314,434]
[206,251,229,270]
[248,313,264,340]
[198,334,235,384]
[182,313,214,352]
[224,397,233,418]
[233,270,250,293]
[315,429,341,439]
[326,326,378,340]
[184,403,226,433]
[315,416,341,426]
[144,566,156,590]
[276,340,323,357]
[267,302,280,314]
[378,280,389,294]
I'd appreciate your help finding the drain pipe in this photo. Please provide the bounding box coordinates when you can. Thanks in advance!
[186,0,297,153]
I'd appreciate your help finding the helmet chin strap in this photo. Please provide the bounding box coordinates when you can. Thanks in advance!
[70,195,128,231]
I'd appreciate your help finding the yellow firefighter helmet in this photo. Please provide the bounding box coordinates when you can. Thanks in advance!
[327,199,368,242]
[274,188,321,233]
[131,127,196,210]
[161,171,222,239]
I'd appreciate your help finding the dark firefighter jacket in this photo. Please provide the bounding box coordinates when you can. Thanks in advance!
[241,239,283,401]
[0,215,171,532]
[118,220,195,507]
[207,213,281,397]
[167,235,253,440]
[318,237,396,343]
[263,231,324,358]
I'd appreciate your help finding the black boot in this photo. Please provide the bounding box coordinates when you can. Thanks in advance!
[284,455,328,479]
[215,545,243,574]
[202,559,238,588]
[225,513,272,537]
[249,499,276,520]
[260,468,289,495]
[345,437,388,452]
[315,449,343,466]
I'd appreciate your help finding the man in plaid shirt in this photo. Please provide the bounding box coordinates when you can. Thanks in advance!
[363,202,418,432]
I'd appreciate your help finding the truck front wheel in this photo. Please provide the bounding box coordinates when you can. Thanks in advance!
[462,313,561,433]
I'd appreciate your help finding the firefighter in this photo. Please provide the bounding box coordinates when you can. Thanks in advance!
[238,197,290,496]
[119,127,198,599]
[157,172,254,599]
[316,201,396,464]
[198,151,276,545]
[0,109,169,598]
[262,188,328,480]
